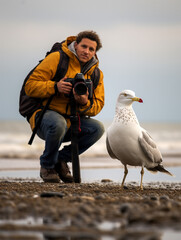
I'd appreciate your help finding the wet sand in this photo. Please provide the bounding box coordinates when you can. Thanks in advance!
[0,179,181,240]
[0,157,181,239]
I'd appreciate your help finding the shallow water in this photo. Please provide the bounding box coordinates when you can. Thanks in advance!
[0,166,180,183]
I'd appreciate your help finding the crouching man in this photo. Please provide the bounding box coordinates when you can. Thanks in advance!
[25,30,105,183]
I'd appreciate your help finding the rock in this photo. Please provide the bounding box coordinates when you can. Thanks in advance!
[40,192,64,198]
[150,195,159,201]
[101,179,113,183]
[160,195,170,201]
[79,196,95,201]
[95,194,107,200]
[120,203,132,214]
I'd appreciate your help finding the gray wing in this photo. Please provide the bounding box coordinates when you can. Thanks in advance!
[106,136,117,159]
[138,129,162,164]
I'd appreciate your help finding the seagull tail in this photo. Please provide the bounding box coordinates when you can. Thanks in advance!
[147,165,173,176]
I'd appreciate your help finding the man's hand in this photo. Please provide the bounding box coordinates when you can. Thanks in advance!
[56,77,88,105]
[57,77,72,95]
[73,88,89,106]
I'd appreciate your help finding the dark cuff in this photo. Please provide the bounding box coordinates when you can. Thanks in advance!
[54,83,58,94]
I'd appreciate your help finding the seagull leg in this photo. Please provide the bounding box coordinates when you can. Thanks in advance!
[121,165,128,189]
[140,166,144,190]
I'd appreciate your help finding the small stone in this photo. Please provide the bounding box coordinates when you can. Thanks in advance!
[120,203,132,214]
[79,196,95,201]
[150,195,158,201]
[95,194,106,200]
[160,195,170,201]
[40,192,64,198]
[101,179,113,183]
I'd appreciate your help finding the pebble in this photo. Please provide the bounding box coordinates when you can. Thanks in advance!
[95,194,107,200]
[160,195,170,201]
[120,203,132,214]
[40,192,64,198]
[101,179,113,183]
[79,196,95,201]
[150,195,159,201]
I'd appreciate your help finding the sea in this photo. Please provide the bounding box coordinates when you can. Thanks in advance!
[0,120,181,182]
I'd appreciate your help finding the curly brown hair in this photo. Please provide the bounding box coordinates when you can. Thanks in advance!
[76,30,102,52]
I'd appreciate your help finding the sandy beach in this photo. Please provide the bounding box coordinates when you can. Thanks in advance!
[0,179,181,240]
[0,157,181,240]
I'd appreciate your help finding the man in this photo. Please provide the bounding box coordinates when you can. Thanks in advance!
[25,30,105,183]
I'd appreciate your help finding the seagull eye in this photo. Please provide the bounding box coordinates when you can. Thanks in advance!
[124,93,127,97]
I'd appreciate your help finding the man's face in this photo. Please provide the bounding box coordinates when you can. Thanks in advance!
[74,38,97,63]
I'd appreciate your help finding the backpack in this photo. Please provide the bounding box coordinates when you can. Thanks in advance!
[19,41,100,120]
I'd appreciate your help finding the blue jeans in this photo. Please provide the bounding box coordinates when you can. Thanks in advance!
[36,110,105,169]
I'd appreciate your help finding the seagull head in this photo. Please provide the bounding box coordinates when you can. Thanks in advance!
[117,90,143,107]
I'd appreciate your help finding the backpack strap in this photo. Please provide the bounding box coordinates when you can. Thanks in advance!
[45,41,66,57]
[53,50,69,82]
[90,67,100,89]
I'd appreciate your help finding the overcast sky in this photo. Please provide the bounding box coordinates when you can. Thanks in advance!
[1,0,181,123]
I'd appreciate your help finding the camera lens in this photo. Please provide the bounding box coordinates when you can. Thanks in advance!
[74,82,87,95]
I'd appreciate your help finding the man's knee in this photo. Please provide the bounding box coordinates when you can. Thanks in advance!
[95,120,105,137]
[38,111,67,139]
[82,118,105,137]
[50,116,67,138]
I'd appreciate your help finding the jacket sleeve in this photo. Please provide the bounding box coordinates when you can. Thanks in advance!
[79,70,104,116]
[25,52,60,98]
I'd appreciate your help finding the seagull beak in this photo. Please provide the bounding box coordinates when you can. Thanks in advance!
[131,97,143,103]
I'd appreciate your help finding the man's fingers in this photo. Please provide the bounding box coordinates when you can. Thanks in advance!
[63,86,72,94]
[57,77,73,94]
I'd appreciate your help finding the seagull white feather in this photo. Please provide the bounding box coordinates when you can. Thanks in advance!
[106,90,172,190]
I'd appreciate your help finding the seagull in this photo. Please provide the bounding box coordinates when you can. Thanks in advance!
[106,90,173,190]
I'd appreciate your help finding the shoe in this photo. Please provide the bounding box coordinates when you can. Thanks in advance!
[55,160,74,183]
[40,167,60,183]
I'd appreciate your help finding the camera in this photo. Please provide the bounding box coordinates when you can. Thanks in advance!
[65,73,93,99]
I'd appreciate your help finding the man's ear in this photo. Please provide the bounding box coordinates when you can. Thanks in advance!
[74,42,78,50]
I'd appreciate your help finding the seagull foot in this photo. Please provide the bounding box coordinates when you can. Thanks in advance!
[120,184,128,190]
[139,185,144,191]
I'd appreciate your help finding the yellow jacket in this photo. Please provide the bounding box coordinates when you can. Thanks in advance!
[25,36,104,130]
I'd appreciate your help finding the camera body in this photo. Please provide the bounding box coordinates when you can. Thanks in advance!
[65,73,93,99]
